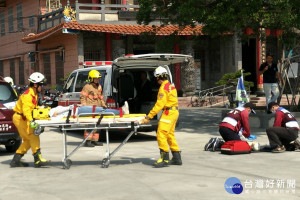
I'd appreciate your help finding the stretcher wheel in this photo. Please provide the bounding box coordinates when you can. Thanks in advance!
[102,158,110,168]
[63,159,72,169]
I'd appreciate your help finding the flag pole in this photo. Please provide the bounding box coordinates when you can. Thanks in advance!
[238,69,244,107]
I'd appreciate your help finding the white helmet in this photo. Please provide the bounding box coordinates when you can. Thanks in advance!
[28,72,46,84]
[154,66,168,77]
[4,77,14,86]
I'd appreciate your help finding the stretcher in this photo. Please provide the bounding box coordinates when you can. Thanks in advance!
[36,112,150,169]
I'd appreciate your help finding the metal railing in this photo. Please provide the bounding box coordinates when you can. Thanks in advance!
[190,85,234,107]
[38,2,141,33]
[76,2,139,24]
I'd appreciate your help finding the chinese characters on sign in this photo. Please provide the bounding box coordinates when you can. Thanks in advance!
[244,179,296,194]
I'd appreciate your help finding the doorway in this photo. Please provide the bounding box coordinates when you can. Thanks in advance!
[242,38,257,93]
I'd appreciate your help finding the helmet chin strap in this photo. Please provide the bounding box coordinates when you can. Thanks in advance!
[33,83,42,93]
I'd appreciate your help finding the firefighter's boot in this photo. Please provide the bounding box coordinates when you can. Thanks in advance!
[84,140,95,147]
[33,149,51,168]
[170,151,182,165]
[153,149,169,168]
[10,153,29,167]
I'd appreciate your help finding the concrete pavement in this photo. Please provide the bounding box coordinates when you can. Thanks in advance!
[0,108,299,200]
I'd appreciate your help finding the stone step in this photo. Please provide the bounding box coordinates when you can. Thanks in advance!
[179,95,300,108]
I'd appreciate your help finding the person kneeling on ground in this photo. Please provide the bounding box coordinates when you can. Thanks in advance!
[219,103,256,142]
[266,102,300,153]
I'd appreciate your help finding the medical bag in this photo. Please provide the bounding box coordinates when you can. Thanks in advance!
[33,107,51,120]
[221,141,251,155]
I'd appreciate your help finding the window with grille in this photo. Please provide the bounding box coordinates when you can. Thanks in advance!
[29,16,34,27]
[9,59,15,81]
[8,7,13,33]
[17,3,23,31]
[0,61,3,77]
[43,53,51,85]
[0,11,5,36]
[19,59,24,85]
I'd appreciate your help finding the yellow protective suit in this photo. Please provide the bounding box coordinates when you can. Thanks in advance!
[148,80,180,152]
[13,87,40,154]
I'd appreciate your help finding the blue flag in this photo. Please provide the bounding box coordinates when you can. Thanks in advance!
[235,75,249,103]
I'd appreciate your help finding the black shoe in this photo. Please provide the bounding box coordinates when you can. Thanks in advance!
[272,145,286,153]
[212,138,224,151]
[33,149,51,168]
[170,151,182,165]
[84,140,95,147]
[204,138,216,151]
[212,137,220,152]
[10,154,29,168]
[92,141,103,146]
[153,150,169,168]
[294,139,300,150]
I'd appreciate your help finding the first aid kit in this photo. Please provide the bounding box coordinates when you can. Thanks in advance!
[33,107,51,120]
[221,140,252,155]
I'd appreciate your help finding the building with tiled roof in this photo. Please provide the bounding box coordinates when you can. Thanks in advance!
[0,0,281,97]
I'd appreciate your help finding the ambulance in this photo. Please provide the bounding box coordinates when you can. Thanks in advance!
[58,54,193,130]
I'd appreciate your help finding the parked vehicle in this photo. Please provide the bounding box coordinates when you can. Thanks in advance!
[15,85,29,97]
[58,54,192,130]
[0,77,21,152]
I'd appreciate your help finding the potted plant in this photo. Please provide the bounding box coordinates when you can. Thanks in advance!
[215,69,254,107]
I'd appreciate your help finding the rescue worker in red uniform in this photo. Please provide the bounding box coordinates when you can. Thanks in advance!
[266,102,300,152]
[141,66,182,168]
[10,72,51,168]
[80,70,107,147]
[219,103,256,142]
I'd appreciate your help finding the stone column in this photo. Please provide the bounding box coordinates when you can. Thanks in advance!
[112,34,125,60]
[181,40,195,96]
[77,32,84,69]
[233,32,242,71]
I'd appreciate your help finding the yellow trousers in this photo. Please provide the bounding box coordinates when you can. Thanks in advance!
[13,114,40,154]
[157,110,180,152]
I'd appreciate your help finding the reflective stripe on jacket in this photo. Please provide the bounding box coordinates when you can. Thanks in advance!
[80,83,105,107]
[274,107,299,129]
[220,107,251,138]
[148,80,178,119]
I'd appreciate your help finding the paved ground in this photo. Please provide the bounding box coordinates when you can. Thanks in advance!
[0,108,299,200]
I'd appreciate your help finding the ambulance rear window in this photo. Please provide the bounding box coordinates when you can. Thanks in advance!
[75,70,106,92]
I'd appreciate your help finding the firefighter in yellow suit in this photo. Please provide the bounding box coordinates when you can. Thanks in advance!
[10,72,50,168]
[80,70,107,147]
[142,66,182,168]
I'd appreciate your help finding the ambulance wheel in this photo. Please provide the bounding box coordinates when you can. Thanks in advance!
[102,158,110,168]
[63,159,72,169]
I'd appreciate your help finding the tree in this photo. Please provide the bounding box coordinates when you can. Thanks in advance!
[137,0,300,46]
[215,69,254,91]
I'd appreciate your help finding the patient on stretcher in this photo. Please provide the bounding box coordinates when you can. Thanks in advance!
[48,101,129,120]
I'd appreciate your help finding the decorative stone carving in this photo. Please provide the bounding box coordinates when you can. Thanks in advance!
[112,40,125,60]
[181,57,196,96]
[181,41,196,96]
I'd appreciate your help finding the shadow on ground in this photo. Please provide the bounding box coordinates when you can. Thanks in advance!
[177,108,267,137]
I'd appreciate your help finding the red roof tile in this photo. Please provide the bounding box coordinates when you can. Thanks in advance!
[22,21,204,43]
